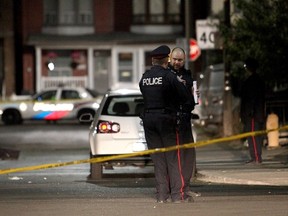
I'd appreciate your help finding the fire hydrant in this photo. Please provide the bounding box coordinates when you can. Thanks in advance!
[266,113,279,148]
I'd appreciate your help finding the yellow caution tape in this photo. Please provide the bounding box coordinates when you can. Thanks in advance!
[0,125,287,175]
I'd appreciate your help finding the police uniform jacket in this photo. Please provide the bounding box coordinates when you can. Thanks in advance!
[139,65,192,113]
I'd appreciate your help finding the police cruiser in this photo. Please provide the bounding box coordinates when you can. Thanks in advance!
[0,87,101,125]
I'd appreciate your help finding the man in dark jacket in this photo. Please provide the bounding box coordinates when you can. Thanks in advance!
[169,47,197,196]
[240,57,265,164]
[139,45,194,203]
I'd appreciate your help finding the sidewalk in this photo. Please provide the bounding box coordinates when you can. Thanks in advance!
[195,139,288,186]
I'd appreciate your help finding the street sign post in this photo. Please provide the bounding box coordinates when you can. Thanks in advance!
[196,19,220,49]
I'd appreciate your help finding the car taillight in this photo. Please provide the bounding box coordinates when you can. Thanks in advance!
[97,121,120,133]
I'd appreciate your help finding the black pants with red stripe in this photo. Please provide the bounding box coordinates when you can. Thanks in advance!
[177,113,196,194]
[244,118,264,162]
[143,112,190,201]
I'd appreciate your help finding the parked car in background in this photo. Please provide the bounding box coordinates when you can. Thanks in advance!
[0,86,101,125]
[80,88,149,179]
[197,62,287,145]
[196,63,241,132]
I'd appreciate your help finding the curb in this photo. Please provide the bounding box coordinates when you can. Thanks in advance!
[197,170,288,186]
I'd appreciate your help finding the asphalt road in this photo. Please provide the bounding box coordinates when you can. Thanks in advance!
[0,120,90,150]
[0,174,287,216]
[0,121,288,216]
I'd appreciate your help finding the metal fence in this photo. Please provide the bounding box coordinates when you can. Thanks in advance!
[41,76,88,89]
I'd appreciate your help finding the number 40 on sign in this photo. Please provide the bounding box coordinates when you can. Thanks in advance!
[196,19,220,50]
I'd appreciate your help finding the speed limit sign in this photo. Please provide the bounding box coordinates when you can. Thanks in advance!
[196,19,220,49]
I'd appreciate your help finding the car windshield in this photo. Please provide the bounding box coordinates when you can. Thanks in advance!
[102,95,144,116]
[33,90,57,101]
[86,88,99,97]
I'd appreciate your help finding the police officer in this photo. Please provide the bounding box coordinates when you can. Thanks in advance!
[240,57,265,164]
[139,45,194,203]
[169,47,197,197]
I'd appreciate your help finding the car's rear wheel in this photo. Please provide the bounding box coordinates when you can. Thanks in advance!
[89,153,103,180]
[90,162,103,179]
[77,109,95,124]
[2,109,23,125]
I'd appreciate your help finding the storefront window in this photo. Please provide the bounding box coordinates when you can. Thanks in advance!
[43,49,87,77]
[93,50,110,94]
[118,52,133,82]
[144,51,152,71]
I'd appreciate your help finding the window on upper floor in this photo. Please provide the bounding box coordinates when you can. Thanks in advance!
[132,0,182,24]
[43,0,93,26]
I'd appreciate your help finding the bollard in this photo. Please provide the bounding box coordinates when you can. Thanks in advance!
[266,113,279,148]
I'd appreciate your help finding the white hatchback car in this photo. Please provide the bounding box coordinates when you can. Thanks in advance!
[84,88,149,179]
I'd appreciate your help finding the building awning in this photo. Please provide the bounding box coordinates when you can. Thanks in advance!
[28,32,182,46]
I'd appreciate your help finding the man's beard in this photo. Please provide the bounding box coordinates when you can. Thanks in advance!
[173,65,183,72]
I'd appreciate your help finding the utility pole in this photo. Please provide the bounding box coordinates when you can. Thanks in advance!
[184,0,191,69]
[185,0,197,71]
[185,0,199,73]
[223,0,233,136]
